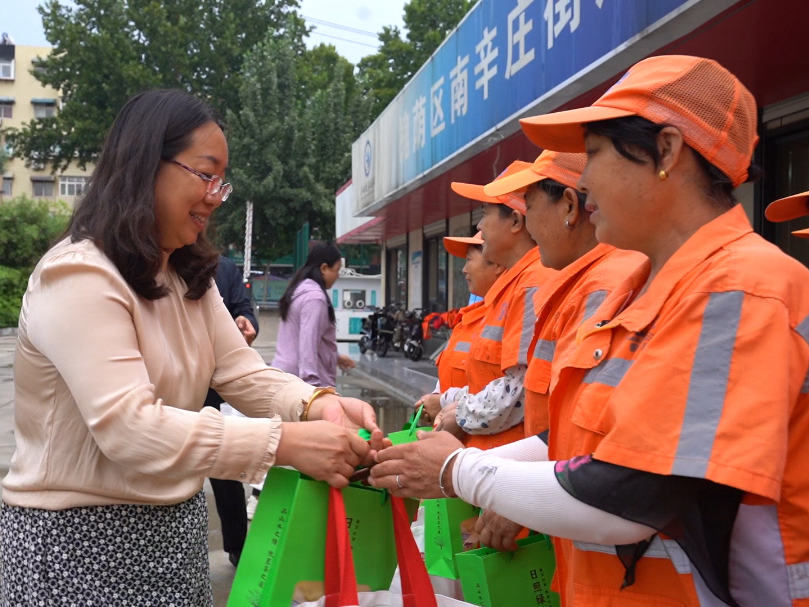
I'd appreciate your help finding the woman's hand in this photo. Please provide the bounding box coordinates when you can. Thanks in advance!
[306,394,382,465]
[434,402,465,439]
[475,511,523,552]
[337,354,356,371]
[369,431,464,499]
[414,393,441,422]
[276,421,371,488]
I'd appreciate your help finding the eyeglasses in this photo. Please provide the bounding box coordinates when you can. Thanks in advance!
[168,159,233,201]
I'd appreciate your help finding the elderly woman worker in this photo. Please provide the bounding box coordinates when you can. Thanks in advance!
[2,90,379,606]
[436,164,556,449]
[372,56,809,605]
[413,232,504,423]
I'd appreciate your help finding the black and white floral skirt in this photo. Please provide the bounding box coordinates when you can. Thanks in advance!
[0,491,212,606]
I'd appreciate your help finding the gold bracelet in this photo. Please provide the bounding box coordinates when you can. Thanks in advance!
[301,386,340,421]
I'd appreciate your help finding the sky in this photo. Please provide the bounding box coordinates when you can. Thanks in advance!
[4,0,407,66]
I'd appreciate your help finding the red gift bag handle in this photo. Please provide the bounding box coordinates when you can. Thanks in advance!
[391,497,438,607]
[324,487,360,607]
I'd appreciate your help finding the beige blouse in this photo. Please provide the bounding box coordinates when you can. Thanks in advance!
[3,239,315,509]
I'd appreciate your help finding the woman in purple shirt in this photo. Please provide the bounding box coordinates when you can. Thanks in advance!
[272,242,355,387]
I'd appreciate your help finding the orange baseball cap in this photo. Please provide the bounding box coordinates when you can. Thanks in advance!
[764,191,809,223]
[443,231,484,259]
[519,55,759,188]
[451,160,533,214]
[483,150,587,197]
[791,228,809,239]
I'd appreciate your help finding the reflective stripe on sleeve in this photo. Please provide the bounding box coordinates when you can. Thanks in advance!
[454,341,471,353]
[795,313,809,345]
[583,290,609,322]
[533,339,556,362]
[518,287,539,365]
[481,326,504,341]
[573,537,691,574]
[671,291,744,478]
[583,358,633,387]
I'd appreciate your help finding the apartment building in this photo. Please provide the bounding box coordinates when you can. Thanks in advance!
[0,37,93,204]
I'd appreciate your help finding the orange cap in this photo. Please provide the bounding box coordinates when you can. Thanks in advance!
[451,160,533,214]
[519,55,758,188]
[483,150,587,197]
[765,191,809,223]
[443,231,484,258]
[791,228,809,239]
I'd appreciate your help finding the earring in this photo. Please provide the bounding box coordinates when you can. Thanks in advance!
[565,220,571,229]
[658,170,668,180]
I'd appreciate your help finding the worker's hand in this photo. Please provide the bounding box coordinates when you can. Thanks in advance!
[338,354,356,371]
[276,421,370,488]
[475,511,523,552]
[434,402,465,439]
[414,393,441,422]
[235,316,257,346]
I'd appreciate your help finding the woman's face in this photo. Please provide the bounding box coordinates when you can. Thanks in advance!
[463,247,500,298]
[578,132,659,252]
[321,259,342,289]
[477,203,518,266]
[153,121,228,253]
[524,183,575,271]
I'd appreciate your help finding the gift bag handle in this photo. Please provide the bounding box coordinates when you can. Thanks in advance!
[391,497,438,607]
[325,487,360,607]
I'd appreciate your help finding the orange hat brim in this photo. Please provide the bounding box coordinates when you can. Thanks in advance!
[484,168,545,198]
[519,106,636,152]
[792,228,809,239]
[451,182,499,204]
[765,191,809,223]
[443,234,484,258]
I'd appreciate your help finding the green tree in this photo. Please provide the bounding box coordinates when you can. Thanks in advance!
[5,0,307,171]
[358,0,474,120]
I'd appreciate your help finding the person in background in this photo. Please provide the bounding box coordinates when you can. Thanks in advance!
[273,241,355,388]
[2,89,379,606]
[371,55,809,606]
[204,254,258,566]
[413,232,505,423]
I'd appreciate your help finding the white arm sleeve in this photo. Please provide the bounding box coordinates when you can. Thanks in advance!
[432,380,441,395]
[452,449,656,545]
[454,365,526,434]
[484,435,548,462]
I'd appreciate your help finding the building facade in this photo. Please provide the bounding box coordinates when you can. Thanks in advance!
[0,40,93,204]
[348,0,809,312]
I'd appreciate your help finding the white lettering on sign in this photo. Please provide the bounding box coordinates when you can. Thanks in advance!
[474,27,499,101]
[506,0,536,78]
[431,76,446,137]
[412,95,427,151]
[450,54,470,123]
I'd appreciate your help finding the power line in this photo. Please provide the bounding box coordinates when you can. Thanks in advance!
[307,30,379,49]
[302,15,379,38]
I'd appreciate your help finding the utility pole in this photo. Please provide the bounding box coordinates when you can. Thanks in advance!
[243,199,253,282]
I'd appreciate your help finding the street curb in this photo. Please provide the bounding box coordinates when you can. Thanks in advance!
[0,328,17,337]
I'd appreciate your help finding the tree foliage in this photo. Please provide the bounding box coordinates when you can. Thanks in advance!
[358,0,474,120]
[5,0,306,171]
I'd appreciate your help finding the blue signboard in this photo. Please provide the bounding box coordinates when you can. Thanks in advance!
[353,0,697,211]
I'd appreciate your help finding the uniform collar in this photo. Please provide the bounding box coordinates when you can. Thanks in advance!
[533,243,615,314]
[484,247,542,306]
[589,205,753,334]
[459,300,487,324]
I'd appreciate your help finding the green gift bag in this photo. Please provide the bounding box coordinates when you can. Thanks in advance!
[455,534,560,607]
[228,467,419,607]
[423,498,480,579]
[388,405,432,446]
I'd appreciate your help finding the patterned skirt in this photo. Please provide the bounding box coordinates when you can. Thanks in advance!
[0,491,212,606]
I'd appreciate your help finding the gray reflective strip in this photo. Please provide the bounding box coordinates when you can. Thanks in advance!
[454,341,471,353]
[582,358,633,387]
[788,562,809,600]
[573,537,691,575]
[481,325,504,341]
[518,287,539,365]
[729,504,791,605]
[533,339,556,362]
[583,290,609,322]
[796,313,809,345]
[671,291,744,478]
[692,568,728,607]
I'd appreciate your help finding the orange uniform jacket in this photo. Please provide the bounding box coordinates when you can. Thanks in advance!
[464,247,556,449]
[523,244,646,437]
[547,205,809,605]
[436,301,487,392]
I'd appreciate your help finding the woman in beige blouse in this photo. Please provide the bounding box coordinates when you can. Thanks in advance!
[1,89,379,606]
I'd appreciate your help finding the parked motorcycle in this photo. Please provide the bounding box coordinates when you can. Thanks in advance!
[402,308,424,361]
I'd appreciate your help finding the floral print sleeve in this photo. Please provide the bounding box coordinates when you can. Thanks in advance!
[453,365,527,434]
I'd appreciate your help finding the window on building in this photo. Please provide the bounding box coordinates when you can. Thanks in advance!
[1,178,11,197]
[33,103,55,119]
[60,176,87,197]
[386,245,408,306]
[0,59,13,80]
[32,180,54,198]
[424,236,448,313]
[0,103,11,118]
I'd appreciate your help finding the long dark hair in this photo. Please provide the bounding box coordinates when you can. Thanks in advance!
[279,241,341,323]
[65,89,221,300]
